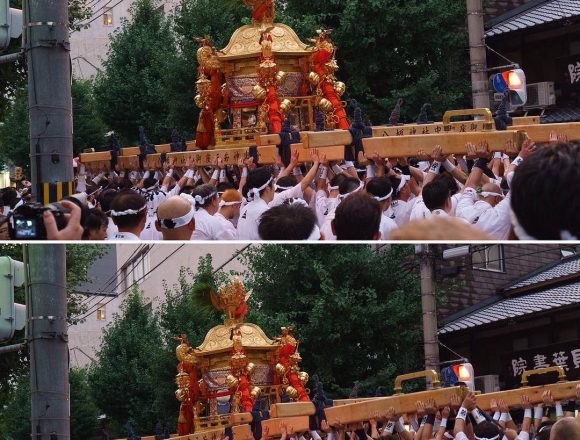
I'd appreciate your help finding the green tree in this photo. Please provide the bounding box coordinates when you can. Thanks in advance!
[278,0,471,123]
[0,89,29,173]
[93,0,177,145]
[0,80,110,172]
[0,369,101,440]
[241,245,425,396]
[72,79,108,154]
[88,288,165,437]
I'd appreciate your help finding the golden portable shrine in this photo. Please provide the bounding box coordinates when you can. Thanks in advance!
[174,278,310,437]
[193,0,348,150]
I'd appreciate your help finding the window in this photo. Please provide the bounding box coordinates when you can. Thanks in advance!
[122,249,151,291]
[103,8,113,26]
[96,304,106,321]
[472,245,505,272]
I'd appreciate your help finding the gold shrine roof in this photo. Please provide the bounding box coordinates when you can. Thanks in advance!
[218,23,313,61]
[195,321,279,356]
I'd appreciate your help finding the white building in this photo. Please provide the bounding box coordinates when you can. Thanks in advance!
[70,0,179,79]
[68,244,250,368]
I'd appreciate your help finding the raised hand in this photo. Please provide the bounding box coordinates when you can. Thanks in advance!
[498,398,509,413]
[461,392,477,411]
[425,398,437,415]
[442,406,450,419]
[521,395,532,409]
[520,138,536,159]
[476,140,491,159]
[465,142,477,160]
[415,401,426,417]
[432,145,448,162]
[450,393,461,410]
[505,139,518,158]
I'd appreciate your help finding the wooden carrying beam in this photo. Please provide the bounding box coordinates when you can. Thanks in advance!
[270,402,316,418]
[261,416,310,437]
[332,397,379,406]
[475,380,580,411]
[324,386,466,425]
[362,131,525,157]
[506,122,580,142]
[230,413,253,425]
[168,427,225,440]
[232,424,253,440]
[95,144,344,170]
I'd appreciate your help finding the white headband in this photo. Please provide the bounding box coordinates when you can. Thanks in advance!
[158,207,195,229]
[193,192,217,208]
[338,180,364,200]
[110,205,147,217]
[373,188,393,202]
[275,184,293,192]
[475,436,499,440]
[248,177,273,201]
[480,191,505,199]
[219,199,242,208]
[397,174,410,193]
[327,184,339,192]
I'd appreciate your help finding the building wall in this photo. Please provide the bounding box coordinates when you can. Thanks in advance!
[437,244,578,318]
[70,0,179,79]
[68,244,248,368]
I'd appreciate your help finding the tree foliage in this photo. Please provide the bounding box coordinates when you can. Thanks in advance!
[88,288,166,437]
[0,80,108,172]
[0,369,100,440]
[93,0,177,145]
[241,245,425,396]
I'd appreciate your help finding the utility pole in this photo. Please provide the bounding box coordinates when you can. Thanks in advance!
[27,244,70,440]
[419,245,440,384]
[24,0,74,205]
[467,0,491,109]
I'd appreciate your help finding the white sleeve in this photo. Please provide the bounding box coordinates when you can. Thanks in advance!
[456,189,477,222]
[167,184,181,198]
[455,431,470,440]
[76,175,87,193]
[516,432,530,440]
[270,183,304,207]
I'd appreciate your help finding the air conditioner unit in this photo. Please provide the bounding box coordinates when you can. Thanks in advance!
[475,375,500,393]
[525,82,556,109]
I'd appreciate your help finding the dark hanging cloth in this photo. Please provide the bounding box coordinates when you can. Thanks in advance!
[278,119,301,167]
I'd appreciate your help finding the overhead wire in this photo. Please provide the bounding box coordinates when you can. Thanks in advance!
[70,0,124,34]
[76,244,146,311]
[70,243,180,324]
[71,244,155,323]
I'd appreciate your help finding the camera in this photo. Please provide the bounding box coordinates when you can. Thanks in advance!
[9,203,69,240]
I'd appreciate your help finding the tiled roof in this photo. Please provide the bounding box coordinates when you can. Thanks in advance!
[438,283,580,334]
[485,0,580,37]
[439,255,580,335]
[505,254,580,290]
[541,108,580,124]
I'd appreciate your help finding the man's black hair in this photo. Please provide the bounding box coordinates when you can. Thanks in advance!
[276,175,298,192]
[217,182,235,194]
[511,142,580,239]
[330,173,347,189]
[366,176,392,200]
[473,421,501,440]
[258,203,316,240]
[333,192,381,240]
[179,185,196,196]
[98,189,118,213]
[422,179,450,211]
[243,166,273,199]
[339,177,362,196]
[83,208,108,239]
[110,191,147,229]
[436,172,460,196]
[192,184,218,210]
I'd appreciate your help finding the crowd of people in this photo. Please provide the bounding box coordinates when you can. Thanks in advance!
[262,386,580,440]
[0,133,578,241]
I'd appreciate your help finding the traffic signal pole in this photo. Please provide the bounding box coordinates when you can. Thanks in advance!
[24,0,74,204]
[419,245,440,387]
[467,0,491,109]
[26,244,70,440]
